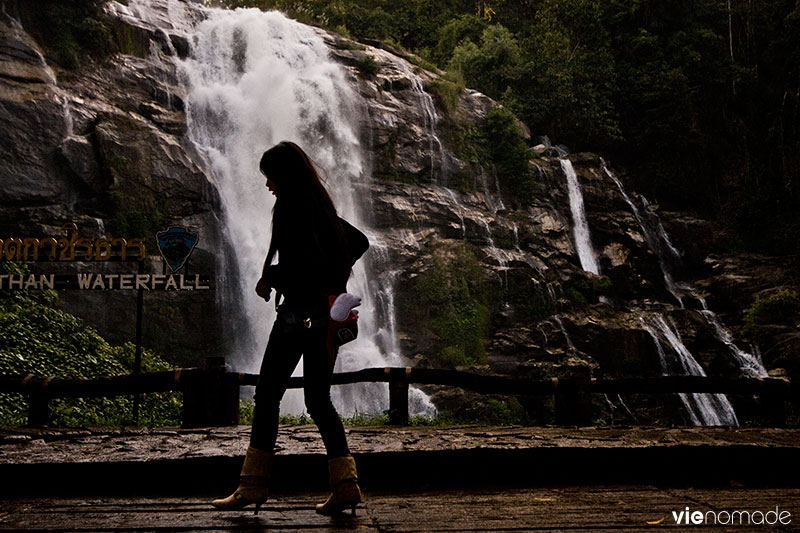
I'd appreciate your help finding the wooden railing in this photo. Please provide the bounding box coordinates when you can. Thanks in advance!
[1,357,796,427]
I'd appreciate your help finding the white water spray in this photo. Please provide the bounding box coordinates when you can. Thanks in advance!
[700,309,767,378]
[397,62,446,182]
[640,314,738,426]
[604,160,767,381]
[552,315,576,354]
[603,161,685,304]
[561,159,600,274]
[156,3,435,416]
[445,188,467,238]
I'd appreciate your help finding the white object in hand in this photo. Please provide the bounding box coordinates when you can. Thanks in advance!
[330,293,361,321]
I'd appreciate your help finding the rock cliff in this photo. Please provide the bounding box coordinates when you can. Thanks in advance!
[0,0,796,423]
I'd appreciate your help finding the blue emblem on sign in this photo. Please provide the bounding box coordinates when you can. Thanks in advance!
[156,227,198,273]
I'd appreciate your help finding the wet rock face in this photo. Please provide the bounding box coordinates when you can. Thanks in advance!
[0,13,224,364]
[0,19,71,208]
[1,7,794,425]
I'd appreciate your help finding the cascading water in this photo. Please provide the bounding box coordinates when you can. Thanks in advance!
[479,218,509,289]
[604,160,768,381]
[552,315,576,354]
[475,166,505,214]
[445,189,467,238]
[602,160,685,304]
[640,314,738,426]
[126,0,435,416]
[560,159,600,274]
[396,62,447,182]
[700,309,767,378]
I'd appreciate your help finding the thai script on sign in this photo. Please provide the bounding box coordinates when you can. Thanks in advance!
[0,223,146,262]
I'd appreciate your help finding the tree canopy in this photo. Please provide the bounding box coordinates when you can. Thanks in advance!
[215,0,800,253]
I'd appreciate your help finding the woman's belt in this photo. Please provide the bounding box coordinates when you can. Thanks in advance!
[277,307,329,332]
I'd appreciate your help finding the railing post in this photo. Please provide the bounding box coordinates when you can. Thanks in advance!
[388,367,410,425]
[554,367,592,426]
[27,392,49,426]
[132,259,145,424]
[760,386,787,428]
[182,357,239,428]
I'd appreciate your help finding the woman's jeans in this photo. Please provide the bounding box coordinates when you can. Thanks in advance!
[250,311,350,458]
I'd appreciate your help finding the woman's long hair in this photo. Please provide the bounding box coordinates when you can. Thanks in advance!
[260,141,349,274]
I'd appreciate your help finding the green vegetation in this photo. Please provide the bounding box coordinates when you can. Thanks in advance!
[400,242,490,368]
[426,72,465,115]
[18,0,114,69]
[333,39,365,51]
[482,397,526,425]
[483,107,536,205]
[0,263,181,427]
[742,289,800,338]
[108,191,168,239]
[211,0,800,256]
[17,0,156,68]
[441,105,536,202]
[565,276,614,307]
[354,55,381,78]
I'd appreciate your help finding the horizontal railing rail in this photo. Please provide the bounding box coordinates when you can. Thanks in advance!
[1,359,795,427]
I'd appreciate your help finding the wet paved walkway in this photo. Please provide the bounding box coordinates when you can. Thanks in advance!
[2,487,799,531]
[1,425,800,496]
[1,426,799,530]
[3,424,799,464]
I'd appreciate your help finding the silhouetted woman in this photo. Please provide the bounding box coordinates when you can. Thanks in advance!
[212,141,369,515]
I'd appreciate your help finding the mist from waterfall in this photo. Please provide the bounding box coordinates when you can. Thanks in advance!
[169,4,434,416]
[561,159,600,274]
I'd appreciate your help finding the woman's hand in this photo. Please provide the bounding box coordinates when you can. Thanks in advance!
[255,278,271,302]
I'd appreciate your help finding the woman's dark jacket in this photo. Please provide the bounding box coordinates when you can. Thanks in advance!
[261,217,368,309]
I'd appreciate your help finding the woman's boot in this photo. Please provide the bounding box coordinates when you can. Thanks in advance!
[315,455,362,516]
[211,446,273,514]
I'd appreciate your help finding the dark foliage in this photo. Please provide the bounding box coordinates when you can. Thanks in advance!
[214,0,799,255]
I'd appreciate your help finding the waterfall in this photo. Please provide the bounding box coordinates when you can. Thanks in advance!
[560,159,600,274]
[476,166,505,214]
[480,219,506,266]
[444,188,467,238]
[122,0,434,416]
[603,160,685,304]
[552,315,576,354]
[700,309,767,378]
[512,223,521,251]
[640,315,738,426]
[396,62,446,182]
[604,160,768,380]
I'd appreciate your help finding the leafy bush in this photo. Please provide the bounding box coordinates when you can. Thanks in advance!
[0,263,181,426]
[334,39,365,51]
[449,24,522,99]
[484,397,526,425]
[432,14,486,66]
[566,276,613,306]
[427,72,465,116]
[401,242,490,367]
[354,55,381,78]
[743,289,800,338]
[19,0,113,69]
[484,107,535,205]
